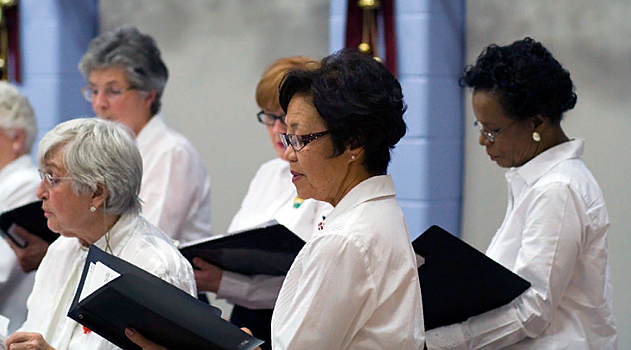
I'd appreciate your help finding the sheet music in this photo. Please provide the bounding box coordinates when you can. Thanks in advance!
[79,261,120,302]
[0,314,9,350]
[415,254,425,268]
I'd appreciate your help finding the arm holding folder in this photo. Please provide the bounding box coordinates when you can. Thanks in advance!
[427,38,616,349]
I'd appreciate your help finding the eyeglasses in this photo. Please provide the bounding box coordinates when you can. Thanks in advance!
[81,86,136,102]
[473,119,517,143]
[257,111,286,127]
[38,169,73,188]
[280,131,329,152]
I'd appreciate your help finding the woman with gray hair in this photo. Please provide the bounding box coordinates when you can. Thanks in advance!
[6,118,196,350]
[78,25,211,244]
[0,81,40,334]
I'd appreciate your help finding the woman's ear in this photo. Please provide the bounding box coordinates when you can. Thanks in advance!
[531,115,545,130]
[11,129,27,155]
[144,91,158,109]
[91,183,109,210]
[347,147,364,163]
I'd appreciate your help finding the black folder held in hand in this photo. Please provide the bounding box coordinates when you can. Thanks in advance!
[67,245,264,350]
[0,201,59,248]
[413,225,531,331]
[179,220,305,276]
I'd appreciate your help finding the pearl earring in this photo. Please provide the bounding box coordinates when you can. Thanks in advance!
[12,143,19,151]
[351,155,356,160]
[90,206,96,212]
[532,132,541,142]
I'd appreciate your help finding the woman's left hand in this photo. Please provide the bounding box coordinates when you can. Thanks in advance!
[192,257,223,292]
[5,332,55,350]
[124,328,168,350]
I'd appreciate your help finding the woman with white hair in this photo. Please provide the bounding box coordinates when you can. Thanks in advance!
[6,118,196,350]
[78,25,212,244]
[0,81,40,334]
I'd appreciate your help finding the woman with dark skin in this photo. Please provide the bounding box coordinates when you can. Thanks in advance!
[426,38,617,349]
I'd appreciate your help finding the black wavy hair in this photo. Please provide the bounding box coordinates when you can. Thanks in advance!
[279,49,407,175]
[461,37,577,124]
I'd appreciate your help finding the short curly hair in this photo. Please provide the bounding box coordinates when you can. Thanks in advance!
[279,49,407,175]
[461,37,576,124]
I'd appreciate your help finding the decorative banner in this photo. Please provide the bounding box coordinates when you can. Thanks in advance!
[345,0,397,76]
[0,0,20,83]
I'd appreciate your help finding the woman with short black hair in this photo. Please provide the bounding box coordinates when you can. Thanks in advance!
[426,37,617,349]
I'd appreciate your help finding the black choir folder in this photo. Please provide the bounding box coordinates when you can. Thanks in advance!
[0,201,59,248]
[179,220,305,276]
[413,225,531,331]
[67,245,264,350]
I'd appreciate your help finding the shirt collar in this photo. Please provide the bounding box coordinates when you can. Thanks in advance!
[0,155,35,180]
[92,213,141,256]
[506,138,584,187]
[325,174,396,223]
[135,114,165,148]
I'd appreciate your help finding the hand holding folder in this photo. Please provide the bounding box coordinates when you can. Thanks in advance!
[0,201,59,248]
[179,220,305,276]
[68,245,264,350]
[413,226,531,330]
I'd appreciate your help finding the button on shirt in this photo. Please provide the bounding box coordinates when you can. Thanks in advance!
[427,139,617,349]
[271,175,425,350]
[135,116,212,244]
[0,155,39,334]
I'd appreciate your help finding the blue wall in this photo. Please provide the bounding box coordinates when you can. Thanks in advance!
[18,0,97,146]
[330,0,465,238]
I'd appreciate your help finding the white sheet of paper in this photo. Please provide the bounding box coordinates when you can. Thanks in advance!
[79,261,120,302]
[0,314,9,350]
[79,262,97,302]
[416,254,425,268]
[0,314,9,337]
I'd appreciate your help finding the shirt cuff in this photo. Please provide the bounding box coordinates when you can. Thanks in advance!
[426,323,468,350]
[216,270,250,302]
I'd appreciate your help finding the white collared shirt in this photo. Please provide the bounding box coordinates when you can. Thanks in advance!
[216,158,332,309]
[19,213,196,350]
[135,116,212,244]
[0,155,39,334]
[271,175,425,350]
[427,139,617,349]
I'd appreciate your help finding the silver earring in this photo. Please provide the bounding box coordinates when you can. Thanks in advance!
[90,206,96,212]
[532,132,541,142]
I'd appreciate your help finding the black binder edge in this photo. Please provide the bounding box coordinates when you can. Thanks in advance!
[67,245,264,350]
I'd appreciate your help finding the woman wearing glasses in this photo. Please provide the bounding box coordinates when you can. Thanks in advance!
[192,56,332,350]
[426,38,617,349]
[6,118,196,350]
[0,82,40,334]
[78,26,211,245]
[127,50,424,350]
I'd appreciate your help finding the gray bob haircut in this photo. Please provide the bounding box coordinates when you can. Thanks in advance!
[0,81,37,153]
[78,25,168,116]
[37,118,143,216]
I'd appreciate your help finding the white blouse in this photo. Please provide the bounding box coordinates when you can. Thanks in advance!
[19,213,196,350]
[216,158,332,309]
[135,116,212,244]
[426,139,617,349]
[271,175,425,350]
[0,155,39,334]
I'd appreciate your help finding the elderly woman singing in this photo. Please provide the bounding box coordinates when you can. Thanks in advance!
[6,118,195,350]
[127,50,424,350]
